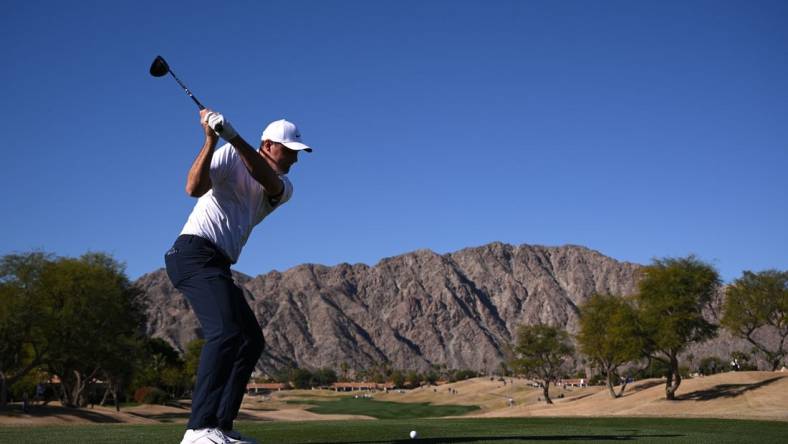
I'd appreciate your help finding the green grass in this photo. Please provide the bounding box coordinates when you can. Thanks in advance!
[1,417,787,443]
[286,397,480,419]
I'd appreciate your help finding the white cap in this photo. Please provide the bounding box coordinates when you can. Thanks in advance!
[261,119,312,152]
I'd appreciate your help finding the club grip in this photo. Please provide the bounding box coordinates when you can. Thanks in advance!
[215,123,224,133]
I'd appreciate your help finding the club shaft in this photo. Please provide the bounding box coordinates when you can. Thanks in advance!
[158,59,222,131]
[168,70,205,110]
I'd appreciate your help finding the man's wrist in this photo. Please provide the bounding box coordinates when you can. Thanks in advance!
[218,124,238,141]
[204,112,238,141]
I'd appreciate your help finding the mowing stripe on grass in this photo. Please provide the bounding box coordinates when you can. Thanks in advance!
[286,397,480,419]
[1,417,786,443]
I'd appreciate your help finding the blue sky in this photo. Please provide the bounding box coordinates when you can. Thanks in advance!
[1,0,786,283]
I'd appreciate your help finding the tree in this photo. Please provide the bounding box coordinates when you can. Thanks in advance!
[0,252,54,407]
[0,252,146,408]
[511,324,574,404]
[390,370,405,388]
[312,368,338,387]
[40,253,146,407]
[424,370,439,385]
[698,356,726,375]
[577,294,644,398]
[339,362,350,381]
[637,256,720,400]
[133,338,189,400]
[183,339,206,387]
[497,361,511,377]
[272,366,293,384]
[99,334,143,410]
[291,368,313,389]
[721,270,788,371]
[406,370,421,388]
[729,351,757,371]
[449,369,478,382]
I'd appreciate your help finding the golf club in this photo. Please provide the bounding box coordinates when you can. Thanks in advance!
[149,55,222,131]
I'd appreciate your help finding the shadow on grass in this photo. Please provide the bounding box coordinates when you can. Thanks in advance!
[1,404,123,423]
[561,393,595,402]
[242,406,278,412]
[126,411,190,423]
[676,376,783,401]
[126,410,264,423]
[312,434,684,443]
[626,381,664,394]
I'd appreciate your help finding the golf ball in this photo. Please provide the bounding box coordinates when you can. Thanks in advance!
[410,430,418,439]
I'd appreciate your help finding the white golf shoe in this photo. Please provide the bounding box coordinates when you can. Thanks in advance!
[222,430,258,444]
[180,428,230,444]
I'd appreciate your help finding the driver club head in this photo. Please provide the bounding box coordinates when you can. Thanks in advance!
[149,54,210,114]
[149,55,169,77]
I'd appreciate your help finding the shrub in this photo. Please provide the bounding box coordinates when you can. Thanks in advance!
[291,369,314,389]
[424,371,439,385]
[634,359,671,379]
[312,368,338,387]
[448,369,478,382]
[9,372,40,402]
[588,373,606,386]
[133,386,152,404]
[133,386,169,404]
[698,356,728,375]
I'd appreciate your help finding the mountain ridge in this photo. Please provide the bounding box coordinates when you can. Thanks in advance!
[134,242,750,374]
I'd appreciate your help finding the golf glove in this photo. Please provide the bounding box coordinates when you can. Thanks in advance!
[204,112,238,141]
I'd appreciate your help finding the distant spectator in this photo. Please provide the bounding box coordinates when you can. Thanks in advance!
[34,383,45,406]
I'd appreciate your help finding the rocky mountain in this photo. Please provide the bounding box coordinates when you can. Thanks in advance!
[134,242,756,374]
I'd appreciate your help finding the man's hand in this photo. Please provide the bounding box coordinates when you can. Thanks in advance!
[202,110,239,141]
[199,109,220,142]
[197,109,283,196]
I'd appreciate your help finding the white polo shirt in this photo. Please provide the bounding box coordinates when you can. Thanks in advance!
[180,143,293,263]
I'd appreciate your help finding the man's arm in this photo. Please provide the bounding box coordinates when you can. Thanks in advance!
[225,135,284,196]
[185,109,219,197]
[203,111,284,196]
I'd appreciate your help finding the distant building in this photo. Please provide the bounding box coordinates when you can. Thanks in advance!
[559,378,587,388]
[331,382,395,392]
[246,382,289,394]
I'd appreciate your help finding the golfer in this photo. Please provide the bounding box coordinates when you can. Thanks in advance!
[165,109,312,444]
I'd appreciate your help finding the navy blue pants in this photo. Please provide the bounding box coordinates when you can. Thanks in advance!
[164,235,264,431]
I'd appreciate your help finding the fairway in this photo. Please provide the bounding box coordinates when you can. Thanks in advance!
[2,417,786,443]
[286,397,480,419]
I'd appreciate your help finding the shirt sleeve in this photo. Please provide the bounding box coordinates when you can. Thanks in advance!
[209,144,236,185]
[267,175,294,207]
[279,175,294,205]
